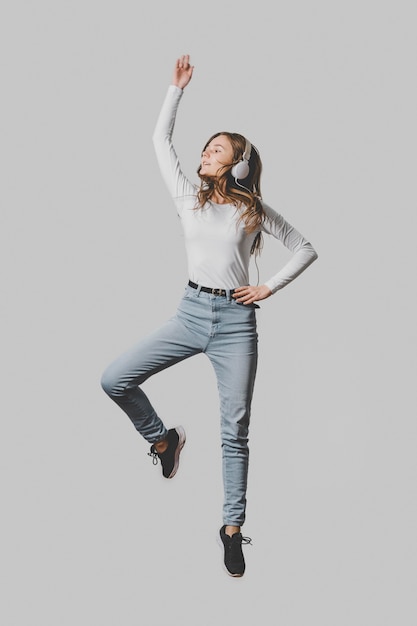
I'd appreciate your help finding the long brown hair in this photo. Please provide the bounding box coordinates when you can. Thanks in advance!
[196,132,264,255]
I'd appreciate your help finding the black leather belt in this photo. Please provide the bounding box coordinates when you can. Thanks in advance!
[188,280,235,297]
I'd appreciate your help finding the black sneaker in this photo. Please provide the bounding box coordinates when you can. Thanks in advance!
[218,525,252,577]
[148,426,186,478]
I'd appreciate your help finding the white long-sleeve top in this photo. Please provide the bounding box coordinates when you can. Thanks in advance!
[152,85,318,293]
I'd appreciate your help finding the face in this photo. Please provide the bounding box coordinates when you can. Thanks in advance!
[200,135,234,178]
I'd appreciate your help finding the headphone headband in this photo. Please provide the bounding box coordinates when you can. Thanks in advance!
[242,138,252,162]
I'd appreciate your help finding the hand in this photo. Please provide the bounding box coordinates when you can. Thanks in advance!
[172,54,194,90]
[233,285,272,305]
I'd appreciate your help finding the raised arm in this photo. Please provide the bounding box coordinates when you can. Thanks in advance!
[152,55,196,212]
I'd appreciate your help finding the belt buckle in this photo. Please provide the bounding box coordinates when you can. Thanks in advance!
[211,288,224,296]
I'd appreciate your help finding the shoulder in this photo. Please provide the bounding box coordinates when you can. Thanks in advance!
[260,200,284,221]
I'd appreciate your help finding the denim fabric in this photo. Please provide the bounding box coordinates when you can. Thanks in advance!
[101,284,259,526]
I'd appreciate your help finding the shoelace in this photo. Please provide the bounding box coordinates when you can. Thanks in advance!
[227,533,253,564]
[148,447,159,465]
[229,533,253,547]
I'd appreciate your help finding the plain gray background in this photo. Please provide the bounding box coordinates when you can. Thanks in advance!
[1,1,416,624]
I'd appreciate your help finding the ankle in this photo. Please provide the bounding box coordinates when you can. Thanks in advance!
[154,438,168,453]
[225,525,240,537]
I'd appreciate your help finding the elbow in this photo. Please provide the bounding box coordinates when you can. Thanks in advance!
[302,241,318,263]
[152,126,162,146]
[152,132,169,151]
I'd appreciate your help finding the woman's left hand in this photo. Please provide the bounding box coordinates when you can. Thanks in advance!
[233,284,272,304]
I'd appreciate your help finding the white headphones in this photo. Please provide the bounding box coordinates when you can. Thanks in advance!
[230,138,252,180]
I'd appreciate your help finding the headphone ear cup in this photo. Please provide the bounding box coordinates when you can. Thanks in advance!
[231,159,250,180]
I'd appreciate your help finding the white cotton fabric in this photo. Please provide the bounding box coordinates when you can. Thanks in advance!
[152,85,318,293]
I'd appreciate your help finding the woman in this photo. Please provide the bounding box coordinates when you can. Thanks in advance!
[101,55,318,577]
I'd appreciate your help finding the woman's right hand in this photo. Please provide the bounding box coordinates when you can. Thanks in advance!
[172,54,194,90]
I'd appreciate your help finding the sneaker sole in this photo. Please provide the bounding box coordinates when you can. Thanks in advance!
[216,532,244,577]
[166,425,186,479]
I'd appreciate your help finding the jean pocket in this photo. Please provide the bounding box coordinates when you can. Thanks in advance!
[182,286,197,300]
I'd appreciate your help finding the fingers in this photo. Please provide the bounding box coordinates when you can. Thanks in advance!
[233,286,248,298]
[177,54,191,69]
[233,286,256,304]
[232,285,272,304]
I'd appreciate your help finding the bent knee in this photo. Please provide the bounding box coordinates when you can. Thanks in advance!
[100,367,122,397]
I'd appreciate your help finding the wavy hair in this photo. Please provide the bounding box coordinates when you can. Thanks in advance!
[196,132,265,255]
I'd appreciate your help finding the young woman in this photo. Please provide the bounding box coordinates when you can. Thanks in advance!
[101,55,318,577]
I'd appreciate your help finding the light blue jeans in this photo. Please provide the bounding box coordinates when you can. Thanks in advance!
[101,284,259,526]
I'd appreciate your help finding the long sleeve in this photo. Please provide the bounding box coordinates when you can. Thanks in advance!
[261,203,318,294]
[152,85,197,214]
[151,85,318,292]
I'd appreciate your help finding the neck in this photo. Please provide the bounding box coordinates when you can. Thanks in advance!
[211,193,227,204]
[210,184,228,204]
